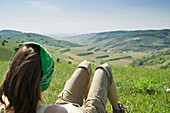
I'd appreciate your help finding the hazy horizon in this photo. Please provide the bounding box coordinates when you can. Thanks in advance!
[0,0,170,34]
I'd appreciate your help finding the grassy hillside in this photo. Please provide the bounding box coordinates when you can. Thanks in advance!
[0,34,170,113]
[0,41,18,61]
[1,40,165,68]
[64,29,170,52]
[0,61,169,112]
[60,46,150,66]
[0,30,169,112]
[129,49,170,69]
[0,30,81,48]
[1,29,169,68]
[44,44,158,67]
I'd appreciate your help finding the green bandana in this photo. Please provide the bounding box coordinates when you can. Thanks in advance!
[9,42,54,91]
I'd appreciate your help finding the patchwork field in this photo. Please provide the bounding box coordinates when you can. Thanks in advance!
[47,46,151,66]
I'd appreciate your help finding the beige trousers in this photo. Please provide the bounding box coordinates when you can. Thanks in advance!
[56,61,113,113]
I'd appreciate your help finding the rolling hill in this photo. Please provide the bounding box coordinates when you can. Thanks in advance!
[64,29,170,52]
[0,30,81,61]
[0,29,169,68]
[0,30,81,48]
[129,49,170,69]
[0,40,18,61]
[0,30,23,35]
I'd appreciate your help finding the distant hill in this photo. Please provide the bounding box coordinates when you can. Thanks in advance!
[0,30,81,48]
[64,29,170,52]
[0,30,23,35]
[129,49,170,69]
[0,29,81,61]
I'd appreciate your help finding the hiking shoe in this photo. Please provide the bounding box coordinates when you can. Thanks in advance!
[111,102,127,113]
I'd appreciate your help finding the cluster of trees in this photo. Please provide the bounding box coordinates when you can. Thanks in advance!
[56,58,72,64]
[130,49,170,68]
[130,56,166,67]
[106,56,132,62]
[145,57,166,66]
[1,40,8,46]
[68,56,74,60]
[87,47,96,51]
[59,48,70,53]
[76,52,94,56]
[94,48,100,51]
[160,62,170,69]
[96,55,109,59]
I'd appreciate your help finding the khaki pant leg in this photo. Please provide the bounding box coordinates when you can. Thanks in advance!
[56,60,92,106]
[82,63,113,113]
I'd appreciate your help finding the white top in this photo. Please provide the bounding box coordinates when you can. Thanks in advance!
[60,103,83,113]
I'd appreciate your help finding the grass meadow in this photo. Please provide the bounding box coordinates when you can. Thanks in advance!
[0,61,169,112]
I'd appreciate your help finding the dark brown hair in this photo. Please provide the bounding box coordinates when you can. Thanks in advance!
[0,44,42,113]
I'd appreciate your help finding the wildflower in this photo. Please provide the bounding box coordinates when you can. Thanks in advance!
[165,89,170,93]
[132,93,135,96]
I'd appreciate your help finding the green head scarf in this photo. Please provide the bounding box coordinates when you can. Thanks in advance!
[9,42,54,91]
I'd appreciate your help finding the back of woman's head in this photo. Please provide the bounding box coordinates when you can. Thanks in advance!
[0,44,42,113]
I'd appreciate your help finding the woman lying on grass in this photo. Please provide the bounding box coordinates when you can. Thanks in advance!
[0,42,126,113]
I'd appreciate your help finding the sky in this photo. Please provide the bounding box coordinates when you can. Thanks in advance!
[0,0,170,34]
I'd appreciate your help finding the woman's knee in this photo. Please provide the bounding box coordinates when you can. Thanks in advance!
[95,63,113,85]
[77,60,92,78]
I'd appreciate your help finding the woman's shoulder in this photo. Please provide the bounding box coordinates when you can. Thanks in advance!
[0,108,3,113]
[41,104,67,113]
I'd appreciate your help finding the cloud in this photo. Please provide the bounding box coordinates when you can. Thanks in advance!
[28,1,59,11]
